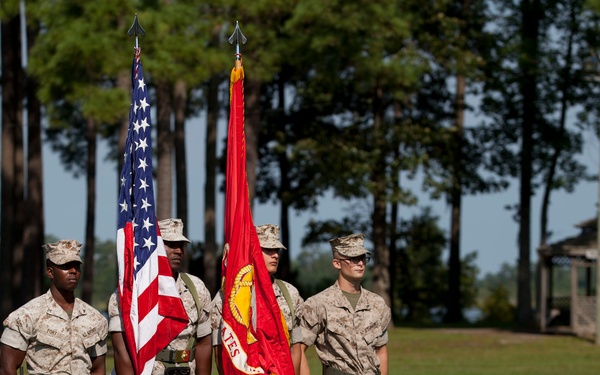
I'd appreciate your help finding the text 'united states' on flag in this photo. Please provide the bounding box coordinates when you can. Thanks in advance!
[116,47,188,375]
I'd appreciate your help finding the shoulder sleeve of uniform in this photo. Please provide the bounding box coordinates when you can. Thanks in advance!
[382,302,392,328]
[209,290,224,346]
[2,298,40,350]
[0,327,28,351]
[107,290,124,333]
[210,291,224,324]
[92,307,109,340]
[298,296,324,346]
[371,292,391,328]
[371,293,391,347]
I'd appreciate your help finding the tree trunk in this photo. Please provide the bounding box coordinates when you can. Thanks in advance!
[23,20,45,300]
[517,0,541,325]
[82,118,97,304]
[371,88,391,308]
[372,187,391,308]
[12,74,26,308]
[277,76,291,280]
[1,12,22,320]
[539,1,574,247]
[445,73,466,323]
[204,75,220,295]
[389,146,400,323]
[156,80,173,220]
[244,79,261,208]
[278,180,291,281]
[173,80,189,270]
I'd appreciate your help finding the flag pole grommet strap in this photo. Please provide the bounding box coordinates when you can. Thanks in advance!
[156,349,192,363]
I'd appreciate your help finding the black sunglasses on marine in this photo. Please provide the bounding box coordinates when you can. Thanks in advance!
[336,255,370,265]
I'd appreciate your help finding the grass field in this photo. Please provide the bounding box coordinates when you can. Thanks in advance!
[97,326,600,374]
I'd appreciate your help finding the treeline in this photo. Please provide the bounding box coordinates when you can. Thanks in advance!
[3,0,600,326]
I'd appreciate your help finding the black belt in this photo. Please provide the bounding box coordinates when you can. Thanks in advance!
[156,349,192,363]
[323,365,353,375]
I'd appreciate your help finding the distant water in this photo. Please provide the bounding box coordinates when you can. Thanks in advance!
[428,306,483,323]
[463,307,483,323]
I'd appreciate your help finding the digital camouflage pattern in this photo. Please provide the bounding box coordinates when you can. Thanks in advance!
[329,234,371,258]
[109,273,211,374]
[210,279,303,346]
[43,239,83,265]
[1,290,108,374]
[255,224,286,249]
[158,218,191,243]
[299,281,391,375]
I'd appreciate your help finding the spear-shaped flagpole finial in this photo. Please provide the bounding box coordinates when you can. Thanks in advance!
[228,21,247,60]
[127,14,146,49]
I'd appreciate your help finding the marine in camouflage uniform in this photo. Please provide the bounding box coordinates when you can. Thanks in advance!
[0,240,108,375]
[109,218,212,375]
[209,224,308,375]
[296,234,391,375]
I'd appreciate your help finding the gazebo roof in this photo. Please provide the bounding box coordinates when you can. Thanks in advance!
[575,217,597,230]
[538,217,597,258]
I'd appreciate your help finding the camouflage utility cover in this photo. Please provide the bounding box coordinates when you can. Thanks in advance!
[44,239,83,265]
[1,290,108,374]
[329,234,370,258]
[158,218,191,243]
[299,282,391,375]
[256,224,286,249]
[108,273,211,374]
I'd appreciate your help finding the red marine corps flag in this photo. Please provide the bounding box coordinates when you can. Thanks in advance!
[220,22,294,375]
[116,16,188,375]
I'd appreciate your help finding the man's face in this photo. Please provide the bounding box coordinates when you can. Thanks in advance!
[47,261,81,292]
[333,254,369,281]
[261,247,281,275]
[164,240,185,272]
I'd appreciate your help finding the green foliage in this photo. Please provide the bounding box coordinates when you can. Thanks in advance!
[91,238,117,311]
[460,251,480,309]
[480,0,597,194]
[292,245,337,298]
[283,0,425,202]
[479,284,517,324]
[586,0,600,12]
[395,208,448,323]
[28,0,133,176]
[478,262,518,303]
[139,1,226,85]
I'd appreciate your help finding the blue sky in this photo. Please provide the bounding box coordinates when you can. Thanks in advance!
[43,116,600,277]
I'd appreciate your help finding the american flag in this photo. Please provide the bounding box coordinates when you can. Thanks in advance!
[116,47,188,375]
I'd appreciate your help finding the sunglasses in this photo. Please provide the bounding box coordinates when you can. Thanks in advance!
[336,255,371,265]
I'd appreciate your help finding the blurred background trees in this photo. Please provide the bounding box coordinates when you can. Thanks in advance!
[2,0,600,326]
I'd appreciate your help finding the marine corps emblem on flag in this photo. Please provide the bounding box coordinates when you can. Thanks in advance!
[229,264,258,344]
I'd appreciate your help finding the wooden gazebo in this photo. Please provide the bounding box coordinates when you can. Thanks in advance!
[537,218,598,337]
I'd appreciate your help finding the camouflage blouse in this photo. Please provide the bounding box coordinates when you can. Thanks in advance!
[1,290,108,374]
[299,281,391,375]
